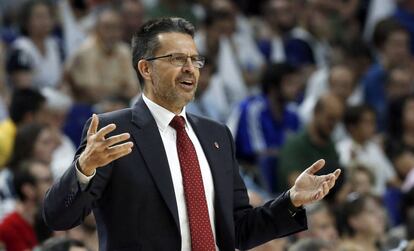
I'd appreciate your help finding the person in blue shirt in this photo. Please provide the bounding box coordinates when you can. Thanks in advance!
[230,63,302,194]
[362,17,411,132]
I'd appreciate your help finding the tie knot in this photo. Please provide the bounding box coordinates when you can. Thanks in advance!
[170,115,186,131]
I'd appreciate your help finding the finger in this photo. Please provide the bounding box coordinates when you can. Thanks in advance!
[107,142,134,155]
[87,114,99,137]
[104,133,131,147]
[108,147,133,162]
[314,189,323,200]
[96,123,117,139]
[333,169,341,179]
[305,159,325,175]
[323,181,329,195]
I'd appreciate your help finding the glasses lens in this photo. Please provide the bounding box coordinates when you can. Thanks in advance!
[170,54,187,66]
[192,56,205,68]
[170,53,205,68]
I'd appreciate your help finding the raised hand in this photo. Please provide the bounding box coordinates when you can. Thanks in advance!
[78,114,134,176]
[289,159,341,207]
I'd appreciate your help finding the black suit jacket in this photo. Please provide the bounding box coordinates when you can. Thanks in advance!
[43,97,307,251]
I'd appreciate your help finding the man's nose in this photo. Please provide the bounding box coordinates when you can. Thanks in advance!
[182,57,196,73]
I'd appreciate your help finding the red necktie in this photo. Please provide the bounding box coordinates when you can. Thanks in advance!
[170,115,216,251]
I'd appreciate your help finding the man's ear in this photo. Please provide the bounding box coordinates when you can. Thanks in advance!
[138,59,152,81]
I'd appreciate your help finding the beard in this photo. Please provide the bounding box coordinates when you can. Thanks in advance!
[316,125,332,142]
[151,72,196,110]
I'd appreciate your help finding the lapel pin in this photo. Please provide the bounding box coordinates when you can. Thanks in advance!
[214,142,220,149]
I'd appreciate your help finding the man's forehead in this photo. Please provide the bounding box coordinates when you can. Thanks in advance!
[156,32,197,52]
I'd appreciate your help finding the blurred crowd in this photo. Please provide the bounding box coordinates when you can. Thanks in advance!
[1,0,414,250]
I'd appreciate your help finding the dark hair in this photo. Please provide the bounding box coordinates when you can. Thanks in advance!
[373,17,407,50]
[131,17,195,83]
[261,63,297,95]
[9,88,45,124]
[343,104,376,131]
[40,237,88,251]
[340,193,380,236]
[8,123,48,170]
[19,0,53,36]
[13,161,36,202]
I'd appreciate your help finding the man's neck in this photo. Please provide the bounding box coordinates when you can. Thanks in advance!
[308,123,329,146]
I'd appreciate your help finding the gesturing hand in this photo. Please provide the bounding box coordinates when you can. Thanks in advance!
[289,159,341,207]
[78,114,134,176]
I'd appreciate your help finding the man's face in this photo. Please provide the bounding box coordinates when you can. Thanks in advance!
[28,3,53,37]
[266,0,297,33]
[314,100,344,141]
[309,209,339,243]
[145,32,200,112]
[329,67,355,102]
[96,11,123,51]
[31,162,53,203]
[384,30,410,67]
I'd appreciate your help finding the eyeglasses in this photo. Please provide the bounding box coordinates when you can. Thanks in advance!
[145,53,205,69]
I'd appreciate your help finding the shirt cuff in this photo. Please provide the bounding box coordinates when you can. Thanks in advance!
[75,159,96,185]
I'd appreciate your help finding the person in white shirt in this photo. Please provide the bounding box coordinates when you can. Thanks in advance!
[336,104,400,195]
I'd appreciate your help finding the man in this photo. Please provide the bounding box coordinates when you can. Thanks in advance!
[230,62,302,193]
[43,17,340,251]
[65,7,139,104]
[278,93,344,195]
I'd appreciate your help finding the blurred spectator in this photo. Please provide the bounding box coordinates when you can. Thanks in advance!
[40,88,75,179]
[186,58,222,121]
[0,89,46,168]
[387,96,414,165]
[257,0,299,64]
[64,7,139,104]
[386,66,414,102]
[363,0,396,42]
[303,40,373,122]
[288,0,334,69]
[120,0,144,44]
[229,63,302,193]
[66,214,98,251]
[362,17,411,131]
[59,0,97,58]
[299,64,357,125]
[337,104,399,195]
[339,193,387,251]
[348,166,376,196]
[298,201,339,247]
[394,0,414,54]
[278,93,344,196]
[195,0,265,114]
[0,160,53,251]
[12,0,62,89]
[288,238,332,251]
[148,0,197,25]
[6,48,34,90]
[39,237,89,251]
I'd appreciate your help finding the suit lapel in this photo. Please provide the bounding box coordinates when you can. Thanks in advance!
[130,97,180,231]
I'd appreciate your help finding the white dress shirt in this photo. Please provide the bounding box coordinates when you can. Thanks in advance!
[77,94,217,251]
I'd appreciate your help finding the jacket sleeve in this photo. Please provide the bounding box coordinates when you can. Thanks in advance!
[226,126,308,250]
[42,116,113,230]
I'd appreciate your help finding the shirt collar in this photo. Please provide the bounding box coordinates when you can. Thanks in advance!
[142,94,188,132]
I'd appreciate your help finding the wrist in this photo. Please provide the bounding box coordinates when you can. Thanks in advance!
[78,155,95,176]
[289,188,302,208]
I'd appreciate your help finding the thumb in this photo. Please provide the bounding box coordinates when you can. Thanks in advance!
[305,159,325,175]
